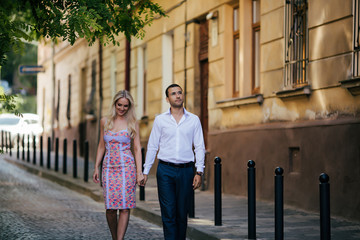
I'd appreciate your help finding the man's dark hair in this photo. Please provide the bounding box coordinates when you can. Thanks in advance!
[165,84,182,97]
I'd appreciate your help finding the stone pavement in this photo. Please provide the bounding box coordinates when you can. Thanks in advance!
[0,157,166,240]
[3,152,360,240]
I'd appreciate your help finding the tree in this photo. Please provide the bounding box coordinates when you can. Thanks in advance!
[0,0,166,66]
[0,0,166,117]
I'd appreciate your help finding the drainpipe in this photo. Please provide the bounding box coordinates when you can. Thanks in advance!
[97,41,103,144]
[51,41,55,149]
[184,0,187,107]
[125,39,131,91]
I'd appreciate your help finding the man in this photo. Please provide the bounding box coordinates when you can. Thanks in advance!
[141,84,205,240]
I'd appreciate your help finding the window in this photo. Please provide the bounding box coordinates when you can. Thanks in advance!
[85,60,96,115]
[137,46,147,118]
[56,80,60,122]
[162,32,174,112]
[284,0,308,88]
[353,0,360,76]
[66,74,71,127]
[252,0,260,94]
[233,7,240,96]
[110,52,117,97]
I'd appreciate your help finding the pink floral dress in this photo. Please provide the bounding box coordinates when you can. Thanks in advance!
[102,129,136,209]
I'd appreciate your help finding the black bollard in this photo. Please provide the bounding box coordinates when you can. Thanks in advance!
[140,147,145,201]
[73,139,77,178]
[32,136,36,164]
[17,134,20,159]
[40,136,43,167]
[55,138,59,172]
[27,135,30,162]
[9,132,12,156]
[63,139,67,174]
[214,157,222,226]
[47,137,51,169]
[319,173,330,240]
[84,141,89,182]
[1,130,3,152]
[5,131,8,153]
[22,135,25,161]
[275,167,284,240]
[248,160,256,239]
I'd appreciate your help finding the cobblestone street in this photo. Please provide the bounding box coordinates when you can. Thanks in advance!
[0,157,163,240]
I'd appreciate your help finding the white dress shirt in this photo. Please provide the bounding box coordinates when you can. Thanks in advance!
[143,108,205,174]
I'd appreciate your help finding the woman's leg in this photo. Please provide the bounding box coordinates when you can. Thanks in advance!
[117,209,130,240]
[106,209,118,240]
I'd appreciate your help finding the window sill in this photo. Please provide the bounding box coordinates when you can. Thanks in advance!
[85,114,97,123]
[340,77,360,96]
[275,85,311,99]
[216,94,264,109]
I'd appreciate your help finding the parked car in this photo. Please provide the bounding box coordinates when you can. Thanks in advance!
[0,113,43,146]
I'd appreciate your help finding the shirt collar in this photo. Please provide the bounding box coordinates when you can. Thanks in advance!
[166,108,189,117]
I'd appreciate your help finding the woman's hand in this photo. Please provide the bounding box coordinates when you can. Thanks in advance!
[136,172,144,186]
[93,168,100,183]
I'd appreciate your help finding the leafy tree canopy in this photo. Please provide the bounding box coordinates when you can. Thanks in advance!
[0,0,166,66]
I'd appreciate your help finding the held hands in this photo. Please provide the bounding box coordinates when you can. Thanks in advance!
[193,175,202,190]
[139,174,148,186]
[137,172,145,186]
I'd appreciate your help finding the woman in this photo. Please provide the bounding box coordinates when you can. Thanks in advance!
[93,90,144,240]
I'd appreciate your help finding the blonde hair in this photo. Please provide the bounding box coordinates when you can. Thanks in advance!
[104,90,137,138]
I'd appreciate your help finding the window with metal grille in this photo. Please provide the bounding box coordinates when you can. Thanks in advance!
[284,0,308,88]
[353,0,360,76]
[233,7,240,97]
[252,0,260,94]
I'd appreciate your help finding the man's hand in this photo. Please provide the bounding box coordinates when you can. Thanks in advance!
[192,175,202,190]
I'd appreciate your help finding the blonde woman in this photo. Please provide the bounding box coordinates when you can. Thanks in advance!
[93,90,144,240]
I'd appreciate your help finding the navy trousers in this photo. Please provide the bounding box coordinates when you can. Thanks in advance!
[156,162,193,240]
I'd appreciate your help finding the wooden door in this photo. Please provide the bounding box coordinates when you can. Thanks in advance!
[199,20,209,148]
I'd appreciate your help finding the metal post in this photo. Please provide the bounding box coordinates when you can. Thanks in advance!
[63,138,67,174]
[5,131,8,153]
[47,137,51,169]
[22,135,25,161]
[40,136,43,167]
[320,173,331,240]
[214,156,222,226]
[1,130,3,152]
[27,135,30,162]
[248,160,256,239]
[55,137,59,172]
[9,132,12,156]
[17,134,20,159]
[73,139,77,178]
[140,147,145,201]
[275,167,284,240]
[84,140,89,182]
[32,136,36,164]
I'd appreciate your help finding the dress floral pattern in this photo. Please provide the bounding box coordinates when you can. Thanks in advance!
[102,129,136,209]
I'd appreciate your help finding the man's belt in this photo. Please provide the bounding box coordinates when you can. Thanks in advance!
[159,160,194,168]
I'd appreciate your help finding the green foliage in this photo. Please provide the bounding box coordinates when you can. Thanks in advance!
[0,93,21,116]
[0,0,167,66]
[1,42,37,89]
[15,94,37,113]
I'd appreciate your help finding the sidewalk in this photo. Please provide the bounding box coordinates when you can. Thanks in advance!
[2,152,360,240]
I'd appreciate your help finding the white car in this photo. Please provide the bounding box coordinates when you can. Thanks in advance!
[0,113,43,146]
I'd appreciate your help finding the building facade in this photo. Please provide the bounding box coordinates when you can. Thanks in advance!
[37,0,360,221]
